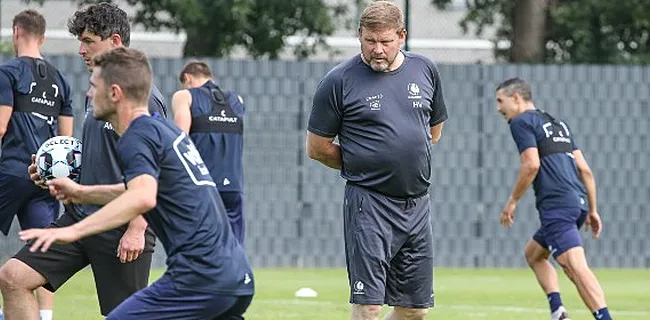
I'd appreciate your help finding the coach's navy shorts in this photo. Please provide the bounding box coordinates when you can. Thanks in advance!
[533,207,587,259]
[343,182,434,308]
[0,173,59,235]
[220,191,245,246]
[106,274,253,320]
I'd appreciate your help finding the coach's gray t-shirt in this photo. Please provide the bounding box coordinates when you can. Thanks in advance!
[71,85,167,219]
[308,52,448,198]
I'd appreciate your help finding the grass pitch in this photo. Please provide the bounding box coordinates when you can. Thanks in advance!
[44,268,650,319]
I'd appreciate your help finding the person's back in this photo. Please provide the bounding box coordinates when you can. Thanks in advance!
[497,77,612,320]
[0,57,72,182]
[172,61,247,245]
[0,9,74,320]
[187,82,244,192]
[509,109,587,212]
[116,115,253,295]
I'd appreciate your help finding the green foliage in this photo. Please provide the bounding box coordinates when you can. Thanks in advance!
[433,0,650,64]
[23,0,349,59]
[0,41,15,56]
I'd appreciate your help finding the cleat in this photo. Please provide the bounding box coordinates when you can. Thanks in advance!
[551,306,571,320]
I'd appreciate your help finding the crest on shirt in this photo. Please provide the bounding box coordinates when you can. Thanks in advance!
[407,83,421,99]
[365,93,383,111]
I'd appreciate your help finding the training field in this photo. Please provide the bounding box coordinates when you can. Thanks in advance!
[43,267,650,319]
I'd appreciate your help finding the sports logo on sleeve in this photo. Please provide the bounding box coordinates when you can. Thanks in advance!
[173,132,216,187]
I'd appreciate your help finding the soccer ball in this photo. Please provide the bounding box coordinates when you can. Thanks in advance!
[35,136,83,183]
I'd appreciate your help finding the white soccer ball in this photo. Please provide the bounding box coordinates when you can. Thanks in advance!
[35,136,82,183]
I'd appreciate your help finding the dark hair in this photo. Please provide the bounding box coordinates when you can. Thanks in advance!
[67,3,130,47]
[179,60,212,83]
[92,47,152,105]
[496,77,532,101]
[13,9,46,37]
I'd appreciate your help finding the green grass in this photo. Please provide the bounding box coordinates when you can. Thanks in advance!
[41,268,650,319]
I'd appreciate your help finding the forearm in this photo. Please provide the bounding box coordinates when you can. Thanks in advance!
[126,215,148,233]
[580,171,598,212]
[69,191,147,239]
[79,183,126,205]
[509,166,538,201]
[57,116,74,136]
[314,143,342,169]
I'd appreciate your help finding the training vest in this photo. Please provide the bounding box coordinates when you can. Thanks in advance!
[535,109,573,158]
[13,57,63,118]
[190,84,243,134]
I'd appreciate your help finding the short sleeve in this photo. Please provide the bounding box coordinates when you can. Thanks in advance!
[428,62,448,126]
[509,116,538,153]
[117,125,161,183]
[307,69,344,138]
[57,72,74,116]
[0,67,15,107]
[148,86,168,118]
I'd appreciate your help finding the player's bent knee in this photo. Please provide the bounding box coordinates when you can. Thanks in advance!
[0,259,33,291]
[394,306,428,320]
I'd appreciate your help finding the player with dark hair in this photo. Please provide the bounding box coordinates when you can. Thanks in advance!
[0,9,74,320]
[21,46,255,320]
[496,77,612,320]
[0,3,167,319]
[172,60,247,245]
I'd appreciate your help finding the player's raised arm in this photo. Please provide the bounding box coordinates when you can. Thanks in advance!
[46,178,125,205]
[21,174,157,252]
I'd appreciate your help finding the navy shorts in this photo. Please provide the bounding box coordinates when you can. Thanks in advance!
[0,173,59,235]
[106,274,253,320]
[220,191,245,246]
[343,183,434,308]
[533,207,587,259]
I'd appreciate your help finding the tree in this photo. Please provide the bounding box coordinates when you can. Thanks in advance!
[432,0,650,64]
[25,0,349,59]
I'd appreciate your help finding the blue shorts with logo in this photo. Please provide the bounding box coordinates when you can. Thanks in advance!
[0,173,59,235]
[533,207,587,259]
[106,274,253,320]
[343,183,434,308]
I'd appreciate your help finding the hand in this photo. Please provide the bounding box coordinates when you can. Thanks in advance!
[19,227,79,253]
[584,211,602,238]
[117,229,145,263]
[500,198,517,228]
[28,154,47,189]
[46,178,83,204]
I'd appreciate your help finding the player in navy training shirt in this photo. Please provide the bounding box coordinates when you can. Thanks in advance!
[20,47,254,320]
[496,78,612,320]
[0,10,73,320]
[172,61,246,245]
[0,4,165,319]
